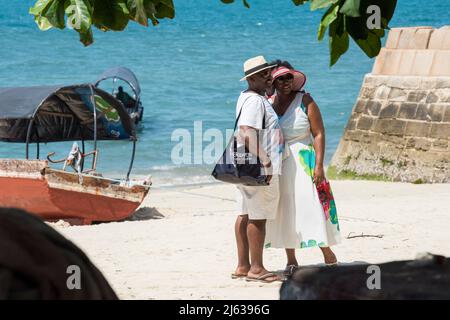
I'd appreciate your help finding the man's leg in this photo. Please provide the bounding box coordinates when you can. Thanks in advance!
[246,219,279,281]
[234,214,250,276]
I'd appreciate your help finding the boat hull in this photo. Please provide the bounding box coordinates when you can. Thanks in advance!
[0,159,150,225]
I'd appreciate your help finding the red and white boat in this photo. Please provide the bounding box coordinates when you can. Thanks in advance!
[0,83,150,225]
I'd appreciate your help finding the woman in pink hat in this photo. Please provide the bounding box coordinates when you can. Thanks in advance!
[266,60,306,105]
[265,61,341,276]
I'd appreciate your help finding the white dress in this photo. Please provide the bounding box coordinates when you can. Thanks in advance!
[265,92,341,249]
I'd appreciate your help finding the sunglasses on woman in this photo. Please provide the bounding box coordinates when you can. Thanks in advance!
[275,74,294,82]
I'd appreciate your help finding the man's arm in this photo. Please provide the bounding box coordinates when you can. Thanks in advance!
[239,125,272,182]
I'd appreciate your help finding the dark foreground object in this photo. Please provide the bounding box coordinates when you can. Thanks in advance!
[280,254,450,299]
[0,207,118,299]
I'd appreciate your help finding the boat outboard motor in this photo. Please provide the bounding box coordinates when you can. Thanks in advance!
[64,142,83,174]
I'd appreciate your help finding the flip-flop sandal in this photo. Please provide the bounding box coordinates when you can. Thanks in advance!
[231,273,247,279]
[245,272,282,283]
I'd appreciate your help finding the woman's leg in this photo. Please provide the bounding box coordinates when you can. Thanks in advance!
[285,249,298,266]
[283,249,299,277]
[320,246,337,265]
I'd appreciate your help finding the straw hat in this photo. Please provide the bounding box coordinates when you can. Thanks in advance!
[240,56,275,81]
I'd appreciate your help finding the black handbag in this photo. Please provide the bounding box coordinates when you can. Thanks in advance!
[211,96,269,186]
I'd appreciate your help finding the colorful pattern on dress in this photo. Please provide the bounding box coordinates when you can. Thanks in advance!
[300,101,307,114]
[300,240,327,248]
[316,180,340,230]
[298,144,341,245]
[298,144,315,178]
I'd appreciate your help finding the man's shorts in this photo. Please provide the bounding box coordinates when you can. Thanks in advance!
[235,175,279,220]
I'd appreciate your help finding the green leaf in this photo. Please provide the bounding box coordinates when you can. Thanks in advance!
[371,0,397,22]
[343,0,390,60]
[345,15,367,40]
[310,0,338,11]
[29,0,54,15]
[380,17,391,31]
[329,10,346,37]
[339,0,360,17]
[143,1,159,25]
[372,28,385,38]
[133,0,149,26]
[292,0,309,5]
[329,31,349,66]
[155,0,175,19]
[34,15,53,30]
[27,0,396,59]
[79,27,93,46]
[218,0,249,8]
[317,3,338,41]
[359,0,397,27]
[354,30,381,58]
[92,0,129,31]
[65,0,92,32]
[143,0,156,16]
[30,0,57,30]
[324,12,347,66]
[43,0,67,29]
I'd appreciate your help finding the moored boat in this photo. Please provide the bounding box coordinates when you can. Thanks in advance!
[95,66,144,126]
[0,84,150,225]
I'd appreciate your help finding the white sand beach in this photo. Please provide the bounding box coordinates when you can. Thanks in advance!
[51,180,450,300]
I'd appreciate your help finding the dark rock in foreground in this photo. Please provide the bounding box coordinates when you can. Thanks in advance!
[280,254,450,300]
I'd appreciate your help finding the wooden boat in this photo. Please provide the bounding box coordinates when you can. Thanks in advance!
[95,67,144,126]
[0,84,150,225]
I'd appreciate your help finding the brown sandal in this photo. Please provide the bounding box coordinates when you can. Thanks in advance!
[283,265,299,277]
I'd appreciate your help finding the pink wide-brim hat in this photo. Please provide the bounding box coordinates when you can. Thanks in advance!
[271,66,307,91]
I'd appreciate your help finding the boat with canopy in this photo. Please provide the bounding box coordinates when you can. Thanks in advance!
[94,66,144,125]
[0,84,150,225]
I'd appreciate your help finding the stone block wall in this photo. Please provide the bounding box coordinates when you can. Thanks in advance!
[330,27,450,183]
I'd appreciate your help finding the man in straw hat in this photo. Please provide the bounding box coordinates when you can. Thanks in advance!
[232,56,284,283]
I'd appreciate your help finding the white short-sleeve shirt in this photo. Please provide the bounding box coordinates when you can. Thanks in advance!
[235,90,284,175]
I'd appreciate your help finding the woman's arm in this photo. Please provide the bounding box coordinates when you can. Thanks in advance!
[303,94,325,185]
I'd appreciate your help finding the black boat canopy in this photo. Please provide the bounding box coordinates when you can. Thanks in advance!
[0,84,135,143]
[94,66,141,98]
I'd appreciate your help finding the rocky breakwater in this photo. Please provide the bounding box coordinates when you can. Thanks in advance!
[330,26,450,183]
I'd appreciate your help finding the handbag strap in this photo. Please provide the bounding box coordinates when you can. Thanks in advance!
[233,94,267,132]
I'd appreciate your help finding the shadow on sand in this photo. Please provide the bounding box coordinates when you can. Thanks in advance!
[273,261,369,279]
[125,207,165,221]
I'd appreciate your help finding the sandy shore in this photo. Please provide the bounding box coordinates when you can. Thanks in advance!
[51,180,450,300]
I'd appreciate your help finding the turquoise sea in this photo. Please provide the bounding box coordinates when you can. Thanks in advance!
[1,1,449,187]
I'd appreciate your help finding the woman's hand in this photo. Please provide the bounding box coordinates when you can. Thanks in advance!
[313,165,325,186]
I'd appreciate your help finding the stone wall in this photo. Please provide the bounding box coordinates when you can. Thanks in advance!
[330,26,450,183]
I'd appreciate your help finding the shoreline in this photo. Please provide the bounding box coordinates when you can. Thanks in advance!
[117,162,444,190]
[51,180,450,299]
